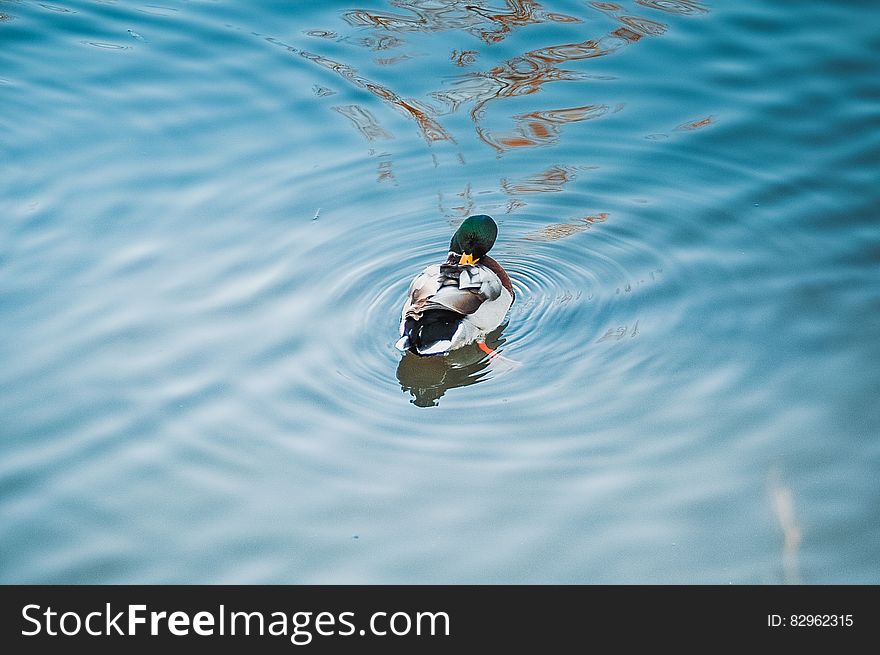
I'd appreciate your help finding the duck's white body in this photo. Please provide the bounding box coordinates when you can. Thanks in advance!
[396,256,514,356]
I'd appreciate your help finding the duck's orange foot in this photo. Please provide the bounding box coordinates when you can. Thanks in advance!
[477,341,521,368]
[477,341,521,369]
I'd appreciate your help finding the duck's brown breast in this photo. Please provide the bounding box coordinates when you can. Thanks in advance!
[480,255,514,299]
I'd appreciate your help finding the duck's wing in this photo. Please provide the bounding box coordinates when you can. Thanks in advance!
[401,264,442,321]
[402,263,502,320]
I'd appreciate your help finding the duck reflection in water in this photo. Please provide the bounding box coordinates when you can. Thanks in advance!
[396,325,508,407]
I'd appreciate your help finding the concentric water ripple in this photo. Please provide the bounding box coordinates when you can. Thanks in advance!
[308,195,679,417]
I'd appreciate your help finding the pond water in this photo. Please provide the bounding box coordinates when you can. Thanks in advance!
[1,0,878,583]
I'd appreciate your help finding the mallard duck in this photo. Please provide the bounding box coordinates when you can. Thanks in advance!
[396,214,514,356]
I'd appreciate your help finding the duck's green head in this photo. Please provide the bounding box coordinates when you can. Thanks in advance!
[449,214,498,265]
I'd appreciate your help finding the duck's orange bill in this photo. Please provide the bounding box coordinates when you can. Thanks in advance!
[477,341,497,358]
[459,253,478,266]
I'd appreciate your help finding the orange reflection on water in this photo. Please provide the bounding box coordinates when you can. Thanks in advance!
[368,83,452,141]
[451,49,479,67]
[430,6,670,151]
[300,0,709,152]
[300,50,452,142]
[675,115,714,130]
[580,212,609,224]
[611,26,642,42]
[343,0,579,45]
[522,212,609,241]
[502,165,577,194]
[470,0,580,44]
[489,104,613,150]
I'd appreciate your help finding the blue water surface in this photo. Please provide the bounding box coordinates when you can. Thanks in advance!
[1,0,878,583]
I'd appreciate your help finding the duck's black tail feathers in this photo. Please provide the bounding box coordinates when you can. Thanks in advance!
[398,309,464,356]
